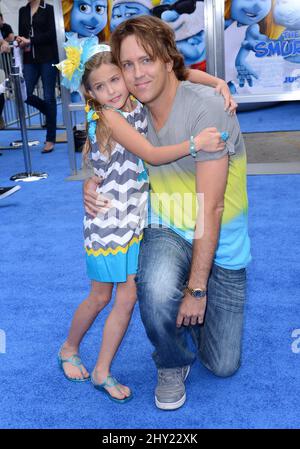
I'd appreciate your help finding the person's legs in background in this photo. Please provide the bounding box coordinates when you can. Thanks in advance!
[23,62,57,153]
[23,63,44,114]
[0,93,5,129]
[40,62,57,153]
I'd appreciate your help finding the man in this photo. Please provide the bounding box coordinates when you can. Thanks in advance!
[0,13,14,129]
[84,16,251,410]
[0,13,14,47]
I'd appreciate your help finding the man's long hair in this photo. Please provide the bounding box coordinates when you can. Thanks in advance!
[110,15,188,81]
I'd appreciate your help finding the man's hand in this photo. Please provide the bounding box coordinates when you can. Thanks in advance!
[215,80,238,115]
[83,175,111,217]
[176,293,207,327]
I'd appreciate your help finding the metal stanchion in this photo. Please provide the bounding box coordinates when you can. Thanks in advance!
[9,43,48,182]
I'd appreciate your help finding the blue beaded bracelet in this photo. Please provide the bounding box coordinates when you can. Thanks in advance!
[189,135,197,158]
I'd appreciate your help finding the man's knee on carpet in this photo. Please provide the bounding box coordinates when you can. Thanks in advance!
[202,354,241,378]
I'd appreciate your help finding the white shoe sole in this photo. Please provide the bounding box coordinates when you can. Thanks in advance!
[155,365,191,411]
[155,392,186,410]
[0,185,21,199]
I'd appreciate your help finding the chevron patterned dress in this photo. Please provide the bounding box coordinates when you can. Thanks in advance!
[84,101,149,283]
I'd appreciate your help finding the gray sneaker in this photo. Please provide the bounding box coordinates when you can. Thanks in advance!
[155,365,190,410]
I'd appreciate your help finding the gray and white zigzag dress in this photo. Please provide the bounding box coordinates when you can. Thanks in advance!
[84,101,149,283]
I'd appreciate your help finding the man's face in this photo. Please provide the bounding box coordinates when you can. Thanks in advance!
[119,34,171,105]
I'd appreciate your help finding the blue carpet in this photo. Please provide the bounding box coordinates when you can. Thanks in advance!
[0,137,300,429]
[237,101,300,133]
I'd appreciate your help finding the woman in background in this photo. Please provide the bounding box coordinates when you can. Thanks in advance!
[17,0,58,153]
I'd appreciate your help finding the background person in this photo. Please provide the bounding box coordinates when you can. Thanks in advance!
[0,12,14,129]
[17,0,58,153]
[0,13,14,43]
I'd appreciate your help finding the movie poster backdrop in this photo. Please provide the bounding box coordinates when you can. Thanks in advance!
[224,0,300,95]
[61,0,206,70]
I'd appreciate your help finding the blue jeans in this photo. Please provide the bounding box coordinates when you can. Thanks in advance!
[0,93,4,116]
[136,227,247,376]
[23,62,57,143]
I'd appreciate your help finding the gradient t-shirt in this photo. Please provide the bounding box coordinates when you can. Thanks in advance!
[145,81,251,270]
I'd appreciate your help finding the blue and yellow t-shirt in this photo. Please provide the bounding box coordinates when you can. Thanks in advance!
[145,81,251,270]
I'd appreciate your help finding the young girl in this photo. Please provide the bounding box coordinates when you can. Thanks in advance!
[56,36,232,403]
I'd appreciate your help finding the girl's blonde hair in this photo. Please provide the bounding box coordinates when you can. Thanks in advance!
[81,51,117,165]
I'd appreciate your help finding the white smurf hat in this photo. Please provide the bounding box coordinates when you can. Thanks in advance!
[112,0,154,9]
[171,2,205,42]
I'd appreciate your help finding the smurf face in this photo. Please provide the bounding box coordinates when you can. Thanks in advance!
[70,0,108,37]
[273,0,300,30]
[230,0,272,25]
[160,0,193,35]
[110,2,151,32]
[176,30,206,66]
[159,1,205,43]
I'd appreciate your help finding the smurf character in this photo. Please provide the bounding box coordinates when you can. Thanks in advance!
[176,30,206,69]
[110,0,155,32]
[273,0,300,63]
[152,0,206,68]
[224,0,272,92]
[62,0,108,39]
[175,2,206,69]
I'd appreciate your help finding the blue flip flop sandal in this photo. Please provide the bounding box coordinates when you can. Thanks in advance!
[58,346,90,382]
[91,373,133,404]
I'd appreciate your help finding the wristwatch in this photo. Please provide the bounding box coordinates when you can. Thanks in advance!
[184,283,207,299]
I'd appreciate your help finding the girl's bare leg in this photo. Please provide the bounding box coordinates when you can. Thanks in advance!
[60,280,113,380]
[92,274,137,399]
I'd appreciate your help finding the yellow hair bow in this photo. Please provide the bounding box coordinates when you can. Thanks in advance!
[56,46,83,81]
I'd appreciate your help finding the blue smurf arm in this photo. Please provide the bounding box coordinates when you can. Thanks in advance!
[241,23,269,50]
[235,47,258,87]
[235,24,268,87]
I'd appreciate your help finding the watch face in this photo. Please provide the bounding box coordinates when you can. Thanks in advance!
[193,289,206,298]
